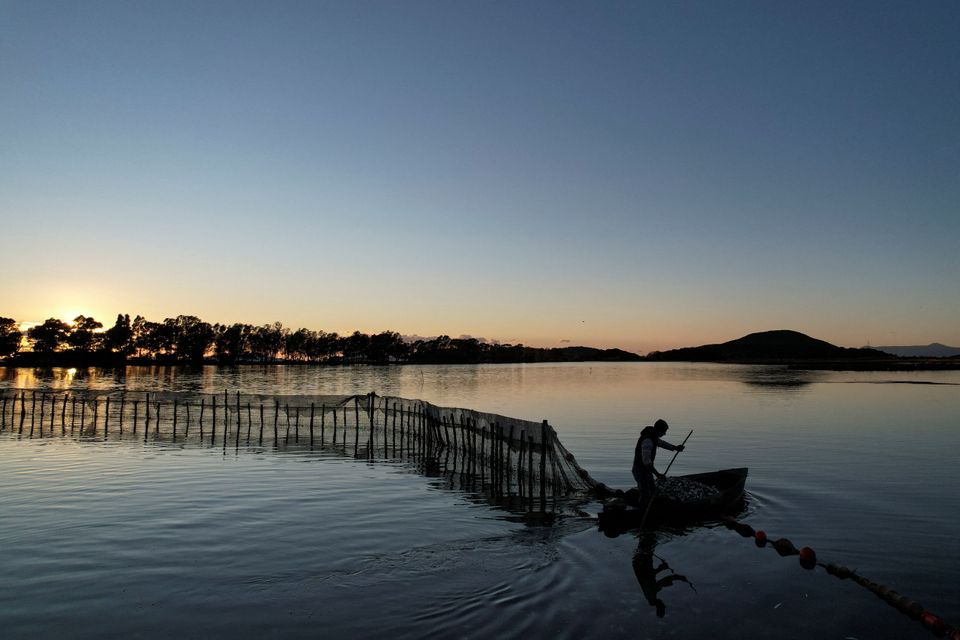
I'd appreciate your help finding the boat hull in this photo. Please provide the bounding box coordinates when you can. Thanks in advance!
[598,467,748,532]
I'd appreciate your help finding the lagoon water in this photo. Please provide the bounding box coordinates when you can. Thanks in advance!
[1,362,958,639]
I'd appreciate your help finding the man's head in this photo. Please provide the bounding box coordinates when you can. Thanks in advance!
[653,419,669,436]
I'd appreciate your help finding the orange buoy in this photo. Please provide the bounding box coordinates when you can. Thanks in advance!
[754,530,767,547]
[902,599,924,618]
[798,546,816,569]
[920,612,946,635]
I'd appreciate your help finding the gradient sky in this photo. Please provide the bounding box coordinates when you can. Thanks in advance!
[2,1,958,353]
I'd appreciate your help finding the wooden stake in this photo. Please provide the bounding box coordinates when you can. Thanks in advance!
[273,401,279,445]
[540,421,548,511]
[517,432,524,502]
[211,396,217,446]
[18,391,25,433]
[353,397,360,457]
[117,396,124,436]
[38,393,45,437]
[528,435,535,512]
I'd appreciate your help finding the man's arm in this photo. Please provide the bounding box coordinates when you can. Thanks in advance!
[657,439,684,453]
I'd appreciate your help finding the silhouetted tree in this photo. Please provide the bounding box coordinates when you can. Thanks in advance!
[104,314,134,356]
[214,323,253,363]
[131,315,148,357]
[27,318,71,353]
[249,322,286,362]
[135,320,174,358]
[168,315,215,364]
[315,331,340,362]
[286,328,316,362]
[0,317,22,359]
[66,315,104,353]
[343,331,370,363]
[367,331,407,363]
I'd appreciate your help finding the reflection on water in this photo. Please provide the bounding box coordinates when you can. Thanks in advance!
[632,532,695,618]
[1,362,958,639]
[732,366,824,390]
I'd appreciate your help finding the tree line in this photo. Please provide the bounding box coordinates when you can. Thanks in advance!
[0,314,639,366]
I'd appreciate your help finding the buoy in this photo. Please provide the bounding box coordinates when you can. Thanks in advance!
[836,565,851,579]
[798,546,816,569]
[754,530,767,547]
[920,612,947,635]
[773,538,798,556]
[902,599,924,618]
[734,523,755,538]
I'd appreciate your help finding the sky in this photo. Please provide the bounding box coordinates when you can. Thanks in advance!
[1,1,958,354]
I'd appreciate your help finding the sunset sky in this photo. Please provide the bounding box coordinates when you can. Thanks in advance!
[2,1,957,354]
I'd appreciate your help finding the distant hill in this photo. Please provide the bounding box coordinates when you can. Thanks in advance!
[873,343,960,358]
[532,346,642,362]
[646,330,893,362]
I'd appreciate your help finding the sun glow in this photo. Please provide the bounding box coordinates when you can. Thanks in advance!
[60,312,84,326]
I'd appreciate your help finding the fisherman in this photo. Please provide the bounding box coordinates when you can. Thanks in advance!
[632,419,684,508]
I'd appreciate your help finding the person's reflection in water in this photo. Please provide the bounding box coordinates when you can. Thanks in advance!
[632,533,692,618]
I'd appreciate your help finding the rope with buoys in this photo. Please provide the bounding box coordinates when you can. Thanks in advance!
[720,516,959,639]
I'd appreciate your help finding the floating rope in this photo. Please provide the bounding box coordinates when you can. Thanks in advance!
[720,516,958,639]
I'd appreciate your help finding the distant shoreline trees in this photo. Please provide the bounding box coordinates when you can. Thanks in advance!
[0,313,640,367]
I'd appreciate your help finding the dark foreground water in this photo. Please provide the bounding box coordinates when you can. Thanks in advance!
[1,363,958,639]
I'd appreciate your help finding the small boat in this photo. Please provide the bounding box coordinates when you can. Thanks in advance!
[598,467,748,532]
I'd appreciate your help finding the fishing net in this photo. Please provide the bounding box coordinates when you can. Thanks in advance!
[0,389,602,502]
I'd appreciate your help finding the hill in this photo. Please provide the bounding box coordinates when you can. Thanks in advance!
[873,343,960,358]
[645,330,893,362]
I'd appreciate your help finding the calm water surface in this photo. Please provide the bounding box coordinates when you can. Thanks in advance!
[1,363,958,638]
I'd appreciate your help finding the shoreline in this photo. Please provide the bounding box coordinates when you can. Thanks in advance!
[1,357,959,372]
